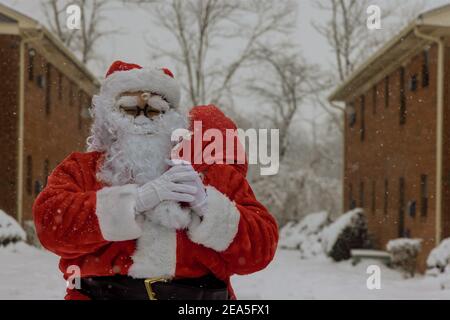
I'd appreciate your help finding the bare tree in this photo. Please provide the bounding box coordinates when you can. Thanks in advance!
[43,0,77,47]
[313,0,427,83]
[248,47,321,162]
[312,0,428,130]
[314,0,382,82]
[42,0,112,64]
[132,0,296,107]
[312,1,391,123]
[245,43,345,222]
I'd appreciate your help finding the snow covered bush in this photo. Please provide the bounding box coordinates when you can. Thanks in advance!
[279,211,331,258]
[387,238,422,278]
[0,210,26,246]
[427,238,450,275]
[279,221,298,248]
[251,166,341,226]
[321,208,371,262]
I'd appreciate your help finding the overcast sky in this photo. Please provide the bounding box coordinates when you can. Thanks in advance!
[5,0,449,77]
[4,0,450,124]
[1,0,330,76]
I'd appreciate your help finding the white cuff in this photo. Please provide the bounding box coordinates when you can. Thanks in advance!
[96,184,142,241]
[188,186,240,252]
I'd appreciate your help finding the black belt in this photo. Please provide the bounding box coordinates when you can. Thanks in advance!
[77,274,229,300]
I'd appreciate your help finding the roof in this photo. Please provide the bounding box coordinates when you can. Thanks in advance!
[0,3,99,95]
[329,4,450,103]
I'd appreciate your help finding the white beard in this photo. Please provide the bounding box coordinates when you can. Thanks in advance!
[93,108,188,186]
[88,94,192,231]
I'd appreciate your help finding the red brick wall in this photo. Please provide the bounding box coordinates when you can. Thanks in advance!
[21,44,93,222]
[0,35,20,219]
[344,45,439,271]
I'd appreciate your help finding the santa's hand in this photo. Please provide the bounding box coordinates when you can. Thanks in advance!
[135,165,198,213]
[167,160,207,216]
[188,174,207,216]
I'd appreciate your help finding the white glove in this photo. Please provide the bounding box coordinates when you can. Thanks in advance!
[135,164,198,213]
[188,174,207,216]
[167,160,207,216]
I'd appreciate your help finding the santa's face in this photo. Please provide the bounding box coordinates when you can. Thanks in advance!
[90,90,187,186]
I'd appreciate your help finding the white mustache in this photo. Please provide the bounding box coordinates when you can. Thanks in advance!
[147,96,170,112]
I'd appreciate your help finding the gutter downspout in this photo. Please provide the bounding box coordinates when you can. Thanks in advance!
[414,27,444,245]
[17,39,25,224]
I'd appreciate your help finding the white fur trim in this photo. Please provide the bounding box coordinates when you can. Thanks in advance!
[101,68,180,108]
[96,184,142,241]
[128,219,177,278]
[148,201,192,229]
[188,186,240,252]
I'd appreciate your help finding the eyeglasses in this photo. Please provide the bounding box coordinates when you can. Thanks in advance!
[116,93,170,118]
[119,104,165,118]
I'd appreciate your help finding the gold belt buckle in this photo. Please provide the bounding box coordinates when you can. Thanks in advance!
[144,277,169,300]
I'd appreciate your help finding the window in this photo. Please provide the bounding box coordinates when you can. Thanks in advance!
[26,155,32,195]
[36,75,45,89]
[371,180,376,214]
[34,180,42,196]
[359,181,365,208]
[349,183,356,210]
[410,74,418,92]
[404,229,411,238]
[348,102,356,127]
[422,49,430,88]
[58,72,63,101]
[45,63,51,115]
[408,200,416,218]
[69,82,74,107]
[420,174,428,216]
[78,91,83,130]
[360,95,365,141]
[349,183,353,210]
[384,76,389,108]
[372,86,377,115]
[383,179,388,215]
[398,177,406,237]
[43,159,49,187]
[400,67,406,125]
[28,49,35,81]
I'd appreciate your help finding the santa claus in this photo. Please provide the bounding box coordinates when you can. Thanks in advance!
[33,61,278,300]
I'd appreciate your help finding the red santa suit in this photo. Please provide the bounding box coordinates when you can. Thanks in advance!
[32,62,278,300]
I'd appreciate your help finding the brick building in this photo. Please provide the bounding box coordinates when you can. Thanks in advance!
[0,4,99,228]
[329,5,450,271]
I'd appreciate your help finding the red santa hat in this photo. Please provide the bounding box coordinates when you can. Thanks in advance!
[100,60,180,108]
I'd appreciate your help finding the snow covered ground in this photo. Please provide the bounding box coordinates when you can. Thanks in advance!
[232,250,450,299]
[0,243,64,299]
[0,243,449,300]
